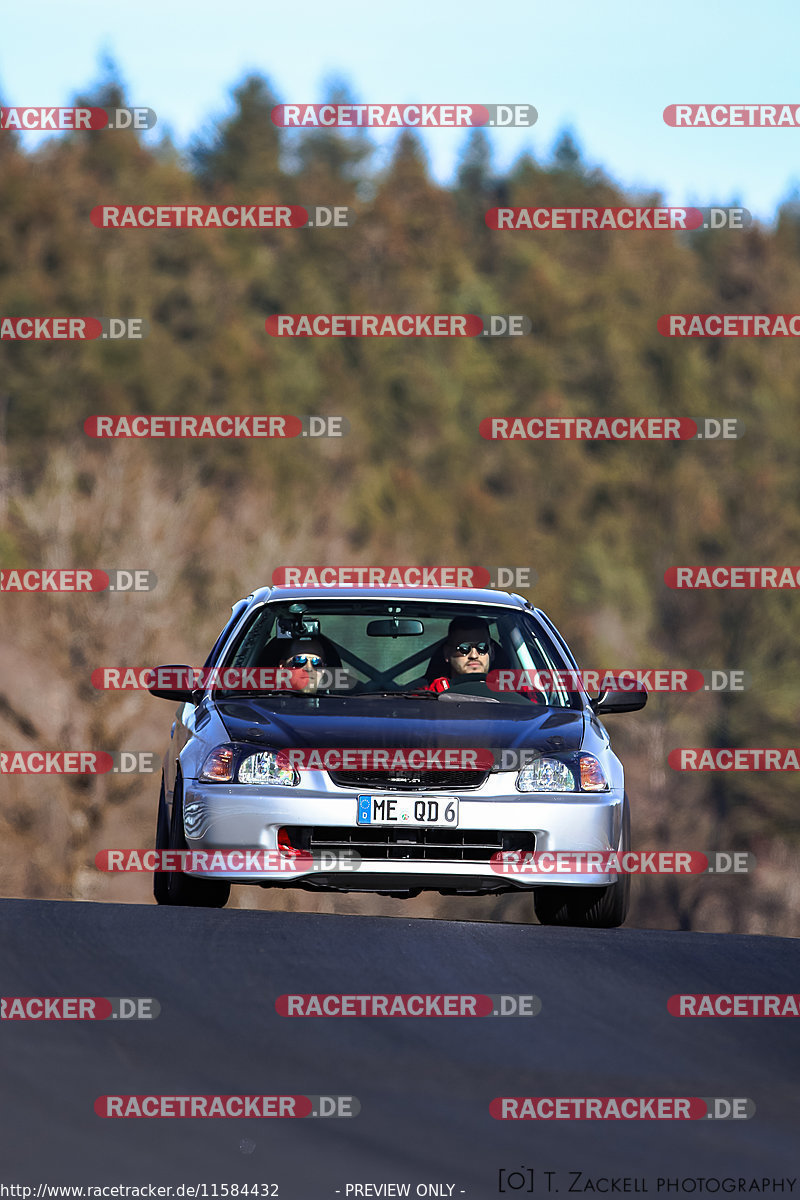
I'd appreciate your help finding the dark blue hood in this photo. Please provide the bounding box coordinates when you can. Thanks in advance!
[215,693,585,754]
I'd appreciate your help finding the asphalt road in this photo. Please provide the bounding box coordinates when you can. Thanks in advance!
[1,900,798,1195]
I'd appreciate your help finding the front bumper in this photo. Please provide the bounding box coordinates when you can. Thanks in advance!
[178,771,626,891]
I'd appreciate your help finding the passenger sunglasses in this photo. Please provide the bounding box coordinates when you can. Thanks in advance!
[285,654,324,668]
[451,641,490,656]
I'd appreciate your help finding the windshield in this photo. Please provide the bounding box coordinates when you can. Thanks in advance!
[220,600,581,708]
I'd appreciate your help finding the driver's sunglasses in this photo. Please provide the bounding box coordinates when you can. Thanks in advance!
[285,654,325,669]
[451,641,490,656]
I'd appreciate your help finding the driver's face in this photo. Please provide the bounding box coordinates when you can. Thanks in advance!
[444,628,491,675]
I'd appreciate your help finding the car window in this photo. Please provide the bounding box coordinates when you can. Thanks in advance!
[203,598,250,667]
[222,601,582,708]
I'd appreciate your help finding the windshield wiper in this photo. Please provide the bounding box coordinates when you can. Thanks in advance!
[358,689,440,698]
[215,688,340,697]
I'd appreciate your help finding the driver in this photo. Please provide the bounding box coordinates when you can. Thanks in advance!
[426,617,541,702]
[426,618,492,692]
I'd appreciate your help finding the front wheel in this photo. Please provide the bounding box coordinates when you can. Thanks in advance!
[533,797,631,928]
[153,774,230,908]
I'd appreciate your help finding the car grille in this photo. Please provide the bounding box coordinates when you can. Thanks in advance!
[327,769,489,791]
[284,826,536,863]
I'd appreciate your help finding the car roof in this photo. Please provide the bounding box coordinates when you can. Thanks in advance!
[242,586,532,608]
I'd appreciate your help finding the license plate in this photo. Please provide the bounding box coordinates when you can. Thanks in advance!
[357,794,459,828]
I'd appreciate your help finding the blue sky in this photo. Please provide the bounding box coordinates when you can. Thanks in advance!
[2,0,799,220]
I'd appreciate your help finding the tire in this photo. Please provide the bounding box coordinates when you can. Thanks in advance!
[533,796,631,928]
[152,776,171,905]
[153,773,230,908]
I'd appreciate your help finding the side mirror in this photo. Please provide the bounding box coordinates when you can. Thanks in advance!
[591,689,647,714]
[148,665,200,703]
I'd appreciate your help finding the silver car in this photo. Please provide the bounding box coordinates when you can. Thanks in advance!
[150,587,645,926]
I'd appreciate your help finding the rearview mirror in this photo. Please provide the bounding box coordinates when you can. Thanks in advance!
[366,619,424,637]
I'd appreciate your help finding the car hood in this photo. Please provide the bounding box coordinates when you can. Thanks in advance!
[214,695,585,754]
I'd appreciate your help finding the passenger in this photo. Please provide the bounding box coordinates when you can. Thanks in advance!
[280,639,327,694]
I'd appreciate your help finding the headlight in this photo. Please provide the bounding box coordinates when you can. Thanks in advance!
[200,745,299,786]
[516,753,609,793]
[238,751,299,787]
